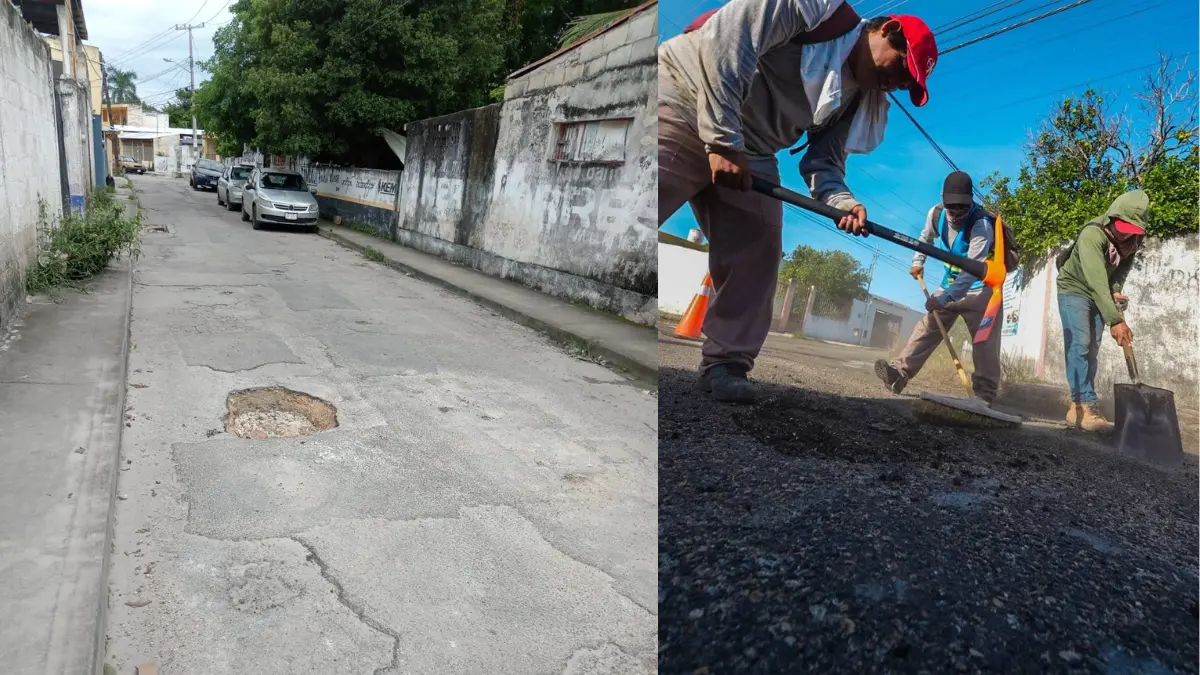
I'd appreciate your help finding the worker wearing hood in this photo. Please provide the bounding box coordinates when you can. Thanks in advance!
[1056,189,1149,432]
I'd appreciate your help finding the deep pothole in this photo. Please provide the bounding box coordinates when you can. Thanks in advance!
[225,387,338,439]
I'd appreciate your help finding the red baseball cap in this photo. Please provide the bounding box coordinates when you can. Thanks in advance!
[890,15,938,107]
[1112,218,1146,235]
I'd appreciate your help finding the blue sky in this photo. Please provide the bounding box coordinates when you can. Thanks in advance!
[658,0,1199,311]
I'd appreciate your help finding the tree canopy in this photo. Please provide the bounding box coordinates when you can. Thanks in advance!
[982,54,1198,269]
[194,0,641,165]
[778,245,871,320]
[162,88,194,128]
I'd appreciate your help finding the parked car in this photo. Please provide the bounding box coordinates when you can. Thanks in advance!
[118,155,145,175]
[216,164,254,211]
[241,169,320,232]
[190,158,225,190]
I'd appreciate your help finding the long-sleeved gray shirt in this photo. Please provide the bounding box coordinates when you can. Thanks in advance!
[912,205,994,303]
[658,0,862,211]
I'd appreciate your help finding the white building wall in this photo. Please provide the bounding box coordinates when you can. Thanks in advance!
[0,0,62,325]
[1003,234,1199,405]
[657,242,709,315]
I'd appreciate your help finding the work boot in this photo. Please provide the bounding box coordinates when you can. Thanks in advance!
[1065,403,1081,428]
[698,364,757,404]
[874,359,908,395]
[1079,404,1114,433]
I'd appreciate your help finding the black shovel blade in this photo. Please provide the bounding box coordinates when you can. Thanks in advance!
[1114,383,1184,466]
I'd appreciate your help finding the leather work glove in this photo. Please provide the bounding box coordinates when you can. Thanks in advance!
[910,265,923,280]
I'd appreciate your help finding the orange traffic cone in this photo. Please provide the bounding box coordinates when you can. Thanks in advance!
[674,273,713,341]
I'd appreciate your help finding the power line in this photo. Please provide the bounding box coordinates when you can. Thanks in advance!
[939,0,1079,43]
[343,0,414,43]
[989,51,1194,112]
[941,0,1100,55]
[109,32,185,68]
[934,0,1031,33]
[204,0,234,23]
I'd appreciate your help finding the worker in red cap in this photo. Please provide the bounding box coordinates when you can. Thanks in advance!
[659,0,939,403]
[1055,189,1150,432]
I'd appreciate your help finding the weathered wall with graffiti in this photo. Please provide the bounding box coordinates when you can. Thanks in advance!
[1001,233,1199,408]
[305,165,401,234]
[397,4,658,324]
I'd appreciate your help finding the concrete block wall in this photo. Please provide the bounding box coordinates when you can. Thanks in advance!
[398,3,658,325]
[59,77,93,212]
[0,0,63,326]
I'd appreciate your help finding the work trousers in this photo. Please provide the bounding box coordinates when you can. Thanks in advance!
[1057,292,1105,404]
[658,103,782,374]
[892,288,1003,402]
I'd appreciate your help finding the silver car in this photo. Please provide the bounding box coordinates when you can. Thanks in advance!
[241,169,320,232]
[216,164,254,211]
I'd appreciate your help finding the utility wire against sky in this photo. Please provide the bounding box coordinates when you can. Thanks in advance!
[940,0,1100,54]
[938,0,1083,43]
[933,0,1032,33]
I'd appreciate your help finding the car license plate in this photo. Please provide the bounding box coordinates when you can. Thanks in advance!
[285,213,297,221]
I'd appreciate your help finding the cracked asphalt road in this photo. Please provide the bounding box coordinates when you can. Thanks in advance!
[105,175,657,674]
[659,331,1198,675]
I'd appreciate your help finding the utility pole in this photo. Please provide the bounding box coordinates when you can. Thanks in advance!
[175,22,204,160]
[101,54,117,183]
[859,250,879,346]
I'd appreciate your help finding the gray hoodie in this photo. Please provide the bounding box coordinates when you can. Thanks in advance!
[658,0,863,212]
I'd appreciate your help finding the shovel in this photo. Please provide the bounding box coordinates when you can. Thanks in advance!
[1114,343,1184,466]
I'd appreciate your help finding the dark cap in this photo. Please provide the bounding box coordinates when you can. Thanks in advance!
[942,171,973,207]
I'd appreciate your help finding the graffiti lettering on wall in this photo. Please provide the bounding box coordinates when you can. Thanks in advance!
[538,183,656,232]
[1165,267,1199,291]
[308,165,402,210]
[1001,269,1022,337]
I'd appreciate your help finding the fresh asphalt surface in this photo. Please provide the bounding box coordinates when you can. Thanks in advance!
[105,174,657,674]
[659,332,1198,674]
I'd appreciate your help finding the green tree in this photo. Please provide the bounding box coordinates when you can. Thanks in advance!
[195,0,644,164]
[778,245,871,320]
[982,54,1198,269]
[195,0,511,166]
[106,66,140,104]
[162,88,194,128]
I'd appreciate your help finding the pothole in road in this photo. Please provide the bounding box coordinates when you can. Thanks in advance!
[225,387,338,439]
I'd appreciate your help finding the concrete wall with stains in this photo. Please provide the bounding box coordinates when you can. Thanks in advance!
[0,0,62,327]
[305,164,401,236]
[398,6,658,325]
[1002,234,1199,408]
[58,76,93,213]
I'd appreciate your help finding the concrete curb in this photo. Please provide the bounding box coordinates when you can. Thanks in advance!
[92,195,138,674]
[93,258,133,675]
[317,225,658,387]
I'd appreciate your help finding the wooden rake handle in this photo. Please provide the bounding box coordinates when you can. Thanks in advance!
[918,276,974,398]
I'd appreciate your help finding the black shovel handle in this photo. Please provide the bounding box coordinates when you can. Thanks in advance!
[751,177,989,280]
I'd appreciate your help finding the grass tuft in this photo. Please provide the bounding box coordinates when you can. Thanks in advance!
[26,192,142,293]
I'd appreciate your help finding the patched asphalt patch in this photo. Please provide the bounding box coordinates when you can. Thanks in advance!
[657,358,1199,675]
[730,387,1058,470]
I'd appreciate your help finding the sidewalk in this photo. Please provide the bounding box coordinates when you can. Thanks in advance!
[0,260,132,675]
[319,223,659,384]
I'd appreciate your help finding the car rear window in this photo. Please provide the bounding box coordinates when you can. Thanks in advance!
[260,173,306,191]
